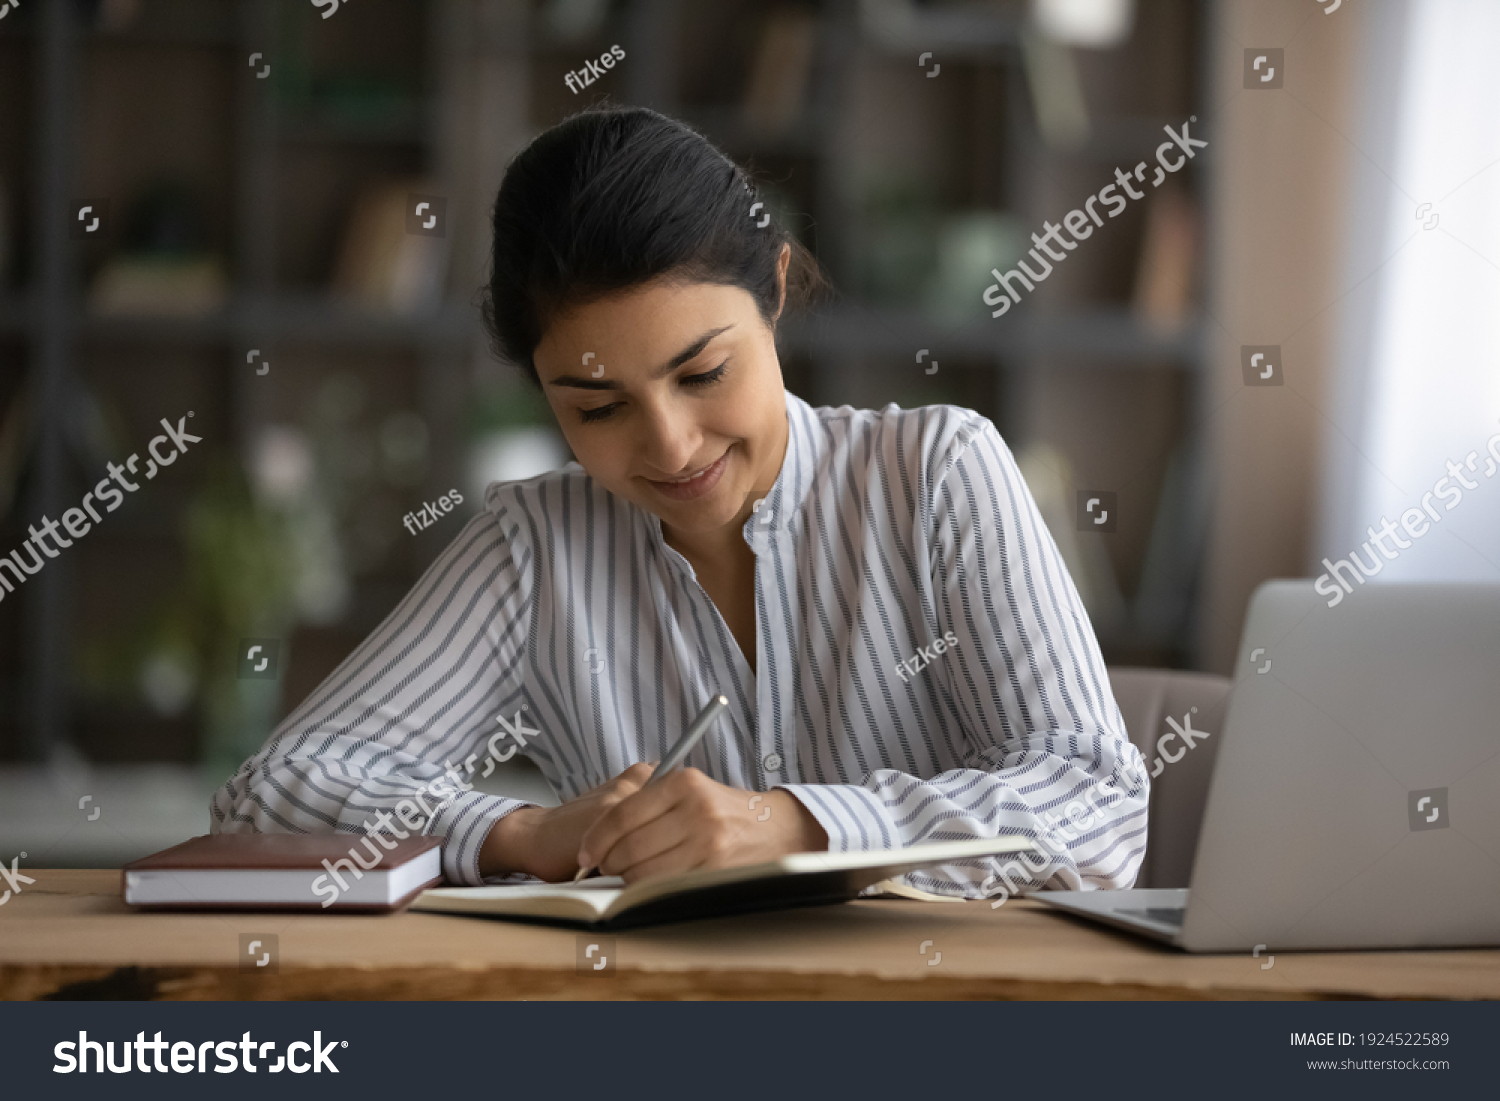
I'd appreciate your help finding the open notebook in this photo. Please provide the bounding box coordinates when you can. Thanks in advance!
[412,836,1035,930]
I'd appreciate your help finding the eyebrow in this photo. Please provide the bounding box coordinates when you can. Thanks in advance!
[545,325,735,390]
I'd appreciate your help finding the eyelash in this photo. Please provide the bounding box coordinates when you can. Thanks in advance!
[578,361,729,424]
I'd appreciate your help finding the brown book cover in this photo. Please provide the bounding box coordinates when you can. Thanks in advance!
[122,833,444,913]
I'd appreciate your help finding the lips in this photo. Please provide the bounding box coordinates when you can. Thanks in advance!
[645,450,730,501]
[663,461,714,483]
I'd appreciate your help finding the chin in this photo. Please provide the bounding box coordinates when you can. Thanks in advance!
[659,491,741,526]
[655,483,746,529]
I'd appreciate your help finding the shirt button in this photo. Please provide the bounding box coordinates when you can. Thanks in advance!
[762,752,783,772]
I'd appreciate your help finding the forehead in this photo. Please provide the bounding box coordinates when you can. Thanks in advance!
[536,279,755,380]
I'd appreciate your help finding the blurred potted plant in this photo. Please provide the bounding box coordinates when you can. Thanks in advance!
[178,458,301,781]
[124,425,347,782]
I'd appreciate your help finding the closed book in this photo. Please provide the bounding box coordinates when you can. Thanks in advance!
[412,836,1037,930]
[121,834,443,912]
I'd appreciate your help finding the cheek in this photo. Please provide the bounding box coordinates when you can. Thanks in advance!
[545,403,596,467]
[560,430,597,467]
[563,432,630,487]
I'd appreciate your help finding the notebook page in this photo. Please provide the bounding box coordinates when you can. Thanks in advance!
[419,877,625,918]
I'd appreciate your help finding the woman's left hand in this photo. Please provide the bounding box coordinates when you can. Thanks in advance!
[575,768,828,883]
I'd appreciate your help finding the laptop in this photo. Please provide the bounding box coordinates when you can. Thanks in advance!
[1035,579,1500,951]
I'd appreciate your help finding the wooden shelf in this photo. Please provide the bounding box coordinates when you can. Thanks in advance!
[74,295,477,347]
[0,7,238,46]
[856,0,1025,55]
[2,293,1200,363]
[782,306,1204,365]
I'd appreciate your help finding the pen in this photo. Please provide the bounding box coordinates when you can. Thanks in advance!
[572,693,730,882]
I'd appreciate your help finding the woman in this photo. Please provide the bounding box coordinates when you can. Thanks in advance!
[212,106,1148,897]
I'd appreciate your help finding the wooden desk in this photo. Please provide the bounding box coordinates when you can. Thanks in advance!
[3,871,1497,1000]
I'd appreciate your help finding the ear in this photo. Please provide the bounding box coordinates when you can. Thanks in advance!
[772,243,791,324]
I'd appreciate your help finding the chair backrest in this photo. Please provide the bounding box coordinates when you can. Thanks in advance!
[1106,666,1232,889]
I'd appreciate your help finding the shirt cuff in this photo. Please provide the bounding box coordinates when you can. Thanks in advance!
[426,790,539,886]
[773,782,901,854]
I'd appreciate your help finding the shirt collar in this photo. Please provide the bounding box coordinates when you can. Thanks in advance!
[741,389,821,538]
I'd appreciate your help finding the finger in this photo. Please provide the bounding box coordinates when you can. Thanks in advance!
[618,811,769,883]
[595,803,693,877]
[621,760,658,788]
[610,781,766,881]
[577,769,690,866]
[592,761,654,796]
[617,836,703,884]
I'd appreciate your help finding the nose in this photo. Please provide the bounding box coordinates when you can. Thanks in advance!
[637,400,704,478]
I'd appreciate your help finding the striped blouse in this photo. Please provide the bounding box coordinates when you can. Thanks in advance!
[211,390,1149,897]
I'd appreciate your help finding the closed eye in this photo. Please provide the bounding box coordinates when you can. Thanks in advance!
[578,403,620,424]
[577,360,729,423]
[681,361,728,387]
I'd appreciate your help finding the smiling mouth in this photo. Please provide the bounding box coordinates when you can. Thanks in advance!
[641,450,732,500]
[652,454,724,484]
[663,465,714,486]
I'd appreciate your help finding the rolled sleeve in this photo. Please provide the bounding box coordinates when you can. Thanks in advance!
[774,781,900,853]
[427,791,541,886]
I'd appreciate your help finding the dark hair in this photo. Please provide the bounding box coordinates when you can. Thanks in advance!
[479,105,830,387]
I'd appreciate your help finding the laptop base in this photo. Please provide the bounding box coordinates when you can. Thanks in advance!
[1033,888,1187,947]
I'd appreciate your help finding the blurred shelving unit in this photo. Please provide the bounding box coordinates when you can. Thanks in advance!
[0,0,1211,787]
[0,0,530,772]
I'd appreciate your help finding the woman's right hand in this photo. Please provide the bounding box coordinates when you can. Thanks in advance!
[478,762,657,882]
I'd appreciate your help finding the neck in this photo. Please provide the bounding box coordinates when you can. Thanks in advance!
[663,518,747,567]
